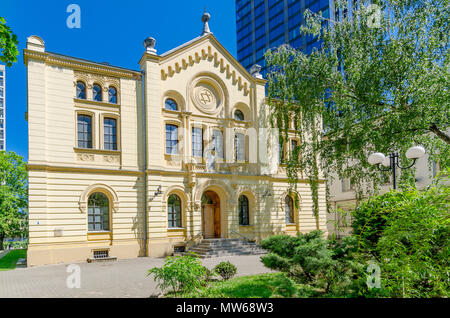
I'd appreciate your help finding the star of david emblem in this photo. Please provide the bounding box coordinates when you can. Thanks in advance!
[200,89,212,104]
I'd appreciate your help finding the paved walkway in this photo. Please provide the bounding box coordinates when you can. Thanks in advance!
[0,255,273,298]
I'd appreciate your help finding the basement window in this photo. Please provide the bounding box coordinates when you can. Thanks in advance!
[93,250,109,259]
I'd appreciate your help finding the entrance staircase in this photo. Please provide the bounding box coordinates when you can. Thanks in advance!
[187,238,267,258]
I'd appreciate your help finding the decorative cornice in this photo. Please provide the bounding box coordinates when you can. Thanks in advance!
[27,164,142,176]
[23,49,142,80]
[161,44,251,96]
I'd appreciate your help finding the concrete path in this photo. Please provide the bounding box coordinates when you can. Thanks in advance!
[0,255,272,298]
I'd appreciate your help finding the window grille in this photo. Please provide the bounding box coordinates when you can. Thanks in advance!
[93,250,109,259]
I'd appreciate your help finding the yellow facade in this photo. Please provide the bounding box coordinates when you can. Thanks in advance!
[24,23,327,266]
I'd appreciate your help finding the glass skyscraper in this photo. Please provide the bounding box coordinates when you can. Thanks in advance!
[0,64,5,151]
[236,0,333,76]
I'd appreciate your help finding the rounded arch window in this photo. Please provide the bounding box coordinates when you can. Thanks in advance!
[285,196,295,224]
[165,98,178,111]
[93,84,102,102]
[234,110,245,121]
[76,81,86,99]
[88,192,110,231]
[238,195,250,226]
[108,86,117,104]
[168,194,182,228]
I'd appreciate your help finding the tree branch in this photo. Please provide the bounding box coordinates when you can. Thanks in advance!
[429,124,450,144]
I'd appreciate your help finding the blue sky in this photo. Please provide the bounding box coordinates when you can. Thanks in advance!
[0,0,237,161]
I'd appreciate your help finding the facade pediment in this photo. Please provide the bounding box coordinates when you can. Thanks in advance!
[159,34,257,97]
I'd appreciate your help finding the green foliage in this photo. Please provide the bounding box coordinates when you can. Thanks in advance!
[261,231,367,296]
[203,266,217,284]
[266,0,450,212]
[352,180,450,297]
[147,253,206,296]
[0,249,27,271]
[0,17,19,67]
[169,273,303,298]
[214,261,237,281]
[0,151,28,250]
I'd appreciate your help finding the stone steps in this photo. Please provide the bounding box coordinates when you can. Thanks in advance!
[185,238,267,259]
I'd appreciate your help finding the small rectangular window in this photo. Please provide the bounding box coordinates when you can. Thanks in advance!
[192,127,203,157]
[166,124,178,155]
[104,118,117,150]
[77,114,92,149]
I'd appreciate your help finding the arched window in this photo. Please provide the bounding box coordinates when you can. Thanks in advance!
[93,84,102,102]
[108,87,117,104]
[88,192,110,231]
[285,196,294,224]
[168,194,182,228]
[239,195,249,226]
[76,81,86,99]
[165,98,178,111]
[234,110,245,121]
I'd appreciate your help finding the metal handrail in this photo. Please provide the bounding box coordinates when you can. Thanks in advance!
[229,230,255,243]
[185,231,204,251]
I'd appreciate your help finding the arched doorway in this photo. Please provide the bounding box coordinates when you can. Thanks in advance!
[201,191,221,238]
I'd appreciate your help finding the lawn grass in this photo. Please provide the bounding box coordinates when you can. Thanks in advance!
[0,249,27,271]
[168,272,316,298]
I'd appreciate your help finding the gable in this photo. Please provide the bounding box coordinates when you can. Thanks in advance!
[159,34,254,97]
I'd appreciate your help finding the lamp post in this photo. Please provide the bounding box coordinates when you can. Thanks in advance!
[368,146,426,190]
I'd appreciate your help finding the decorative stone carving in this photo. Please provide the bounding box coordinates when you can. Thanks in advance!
[74,70,120,96]
[193,83,220,113]
[78,153,95,161]
[104,155,120,163]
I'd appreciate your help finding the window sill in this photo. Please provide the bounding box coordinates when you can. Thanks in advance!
[239,225,253,227]
[88,231,112,234]
[168,228,186,231]
[74,97,120,107]
[74,147,121,155]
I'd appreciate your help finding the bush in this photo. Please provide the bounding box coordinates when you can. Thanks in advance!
[203,266,217,284]
[214,261,237,281]
[261,231,366,296]
[148,252,206,296]
[352,182,450,297]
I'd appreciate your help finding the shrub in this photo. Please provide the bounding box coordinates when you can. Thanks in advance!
[376,186,450,297]
[352,181,450,297]
[148,252,206,296]
[214,261,237,281]
[261,231,367,296]
[203,266,217,284]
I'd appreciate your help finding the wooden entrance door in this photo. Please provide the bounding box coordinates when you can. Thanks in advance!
[202,191,221,238]
[203,204,215,238]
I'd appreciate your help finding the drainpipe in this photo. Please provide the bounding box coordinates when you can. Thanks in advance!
[141,70,148,256]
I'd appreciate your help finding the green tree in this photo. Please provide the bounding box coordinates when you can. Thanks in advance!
[0,151,28,250]
[266,0,449,213]
[0,17,19,67]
